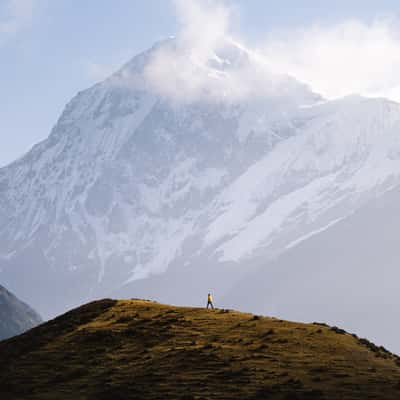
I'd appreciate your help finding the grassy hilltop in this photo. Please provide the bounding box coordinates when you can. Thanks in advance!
[1,299,400,399]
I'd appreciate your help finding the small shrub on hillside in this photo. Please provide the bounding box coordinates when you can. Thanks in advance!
[330,326,346,335]
[313,322,329,327]
[357,338,395,360]
[358,338,380,353]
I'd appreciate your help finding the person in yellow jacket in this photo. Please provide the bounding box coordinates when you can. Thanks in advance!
[206,292,214,309]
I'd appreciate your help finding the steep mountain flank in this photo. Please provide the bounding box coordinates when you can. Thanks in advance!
[0,284,42,340]
[1,299,400,399]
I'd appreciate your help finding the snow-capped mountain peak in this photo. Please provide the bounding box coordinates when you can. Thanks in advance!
[1,38,400,335]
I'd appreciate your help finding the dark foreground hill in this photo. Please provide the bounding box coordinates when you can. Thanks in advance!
[1,299,400,399]
[0,284,42,340]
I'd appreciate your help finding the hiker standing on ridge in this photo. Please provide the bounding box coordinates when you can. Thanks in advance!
[207,293,214,309]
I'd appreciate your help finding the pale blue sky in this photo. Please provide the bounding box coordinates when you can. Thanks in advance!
[1,0,400,167]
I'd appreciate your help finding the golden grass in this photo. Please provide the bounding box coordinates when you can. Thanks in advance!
[1,299,400,399]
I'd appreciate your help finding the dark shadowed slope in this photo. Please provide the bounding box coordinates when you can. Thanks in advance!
[0,284,42,340]
[1,299,400,399]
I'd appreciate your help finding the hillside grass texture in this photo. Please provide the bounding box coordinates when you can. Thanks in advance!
[1,299,400,399]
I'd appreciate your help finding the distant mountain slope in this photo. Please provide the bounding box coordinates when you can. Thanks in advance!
[0,299,400,399]
[223,184,400,353]
[0,285,42,340]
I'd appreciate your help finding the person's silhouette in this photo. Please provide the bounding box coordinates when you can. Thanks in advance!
[206,293,214,309]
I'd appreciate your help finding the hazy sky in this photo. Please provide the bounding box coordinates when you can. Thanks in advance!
[1,0,400,167]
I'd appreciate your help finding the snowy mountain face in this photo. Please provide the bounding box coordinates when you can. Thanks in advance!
[0,284,42,340]
[2,38,400,350]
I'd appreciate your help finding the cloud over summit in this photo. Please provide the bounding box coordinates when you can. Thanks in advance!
[260,17,400,102]
[142,0,400,104]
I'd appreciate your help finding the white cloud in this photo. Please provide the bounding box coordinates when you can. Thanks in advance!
[0,0,36,41]
[173,0,230,58]
[143,0,307,104]
[142,0,400,104]
[143,0,233,102]
[259,18,400,102]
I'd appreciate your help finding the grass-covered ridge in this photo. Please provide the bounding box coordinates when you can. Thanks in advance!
[1,299,400,399]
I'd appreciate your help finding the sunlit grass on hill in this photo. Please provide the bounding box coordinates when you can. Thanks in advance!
[1,299,400,399]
